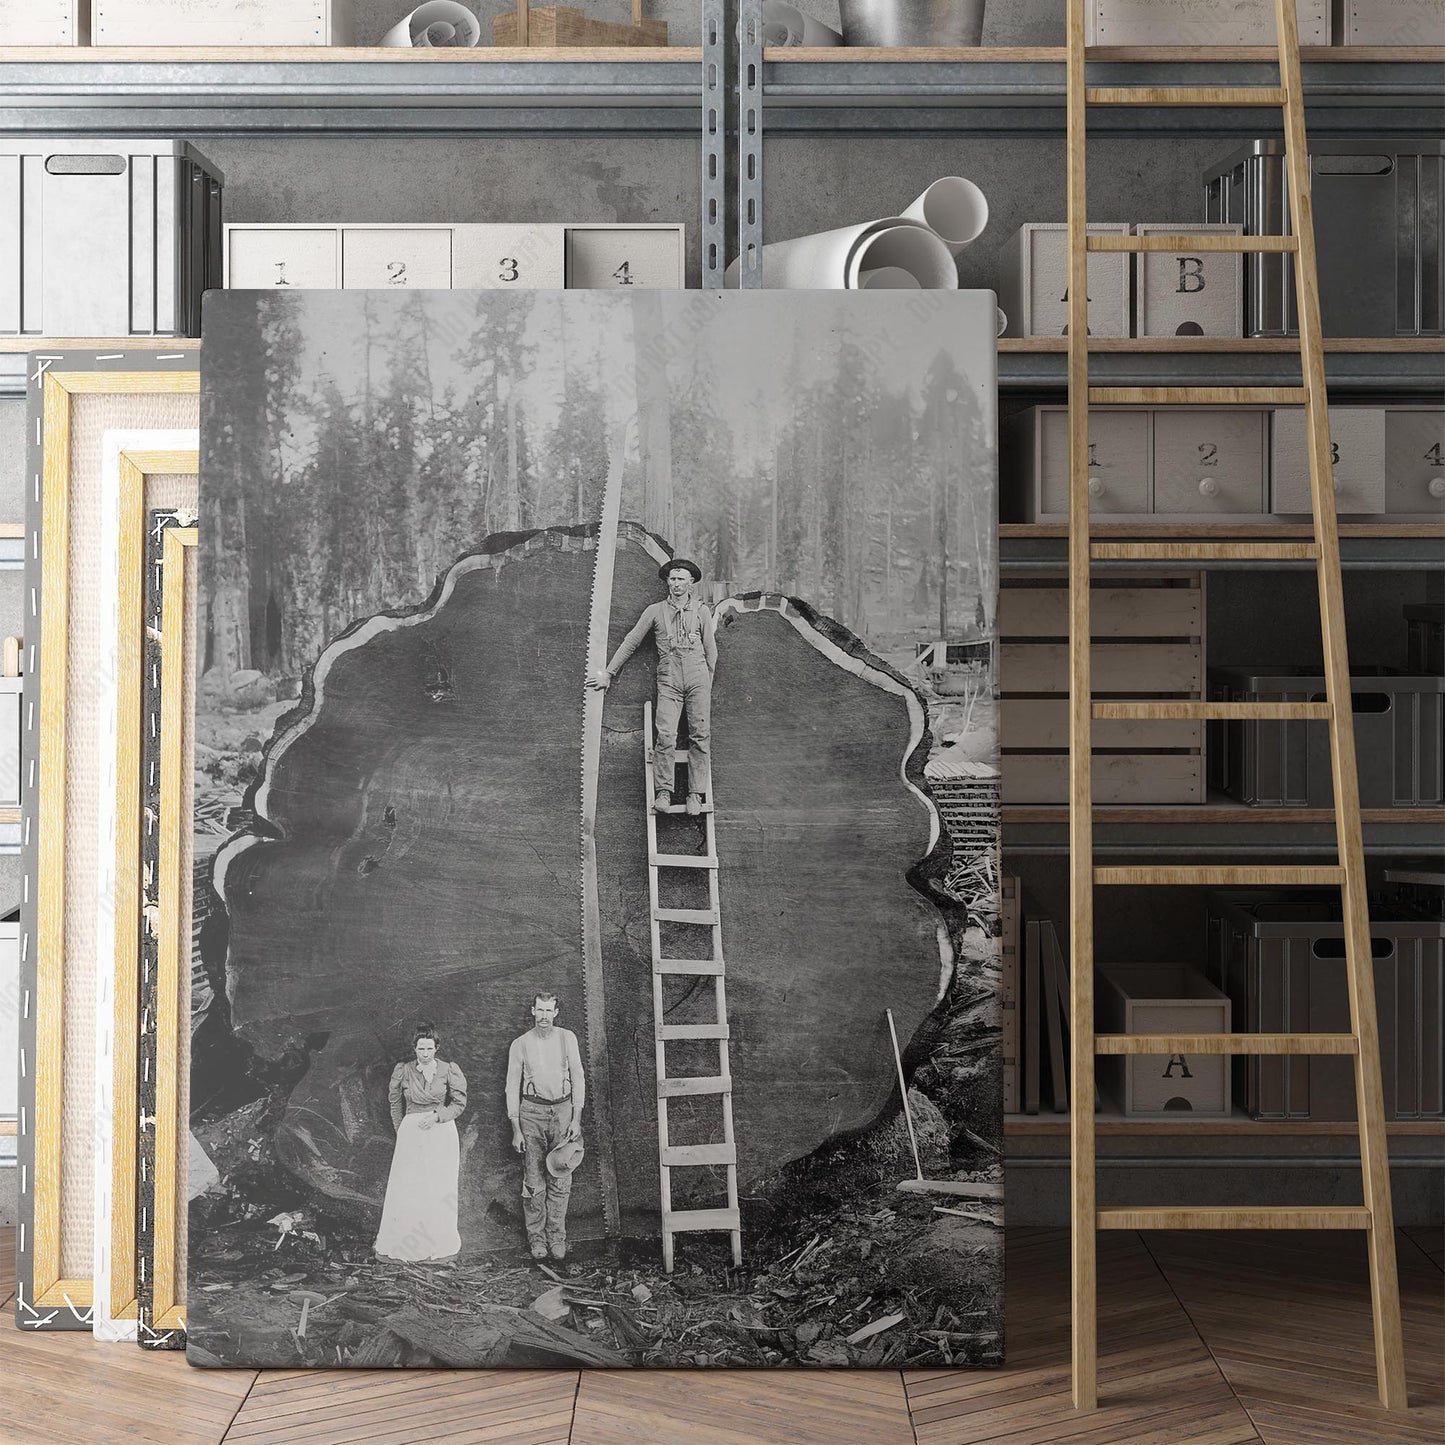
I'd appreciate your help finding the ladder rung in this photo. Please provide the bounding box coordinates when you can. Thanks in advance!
[659,1074,732,1097]
[1091,541,1321,562]
[664,1206,741,1233]
[1093,701,1332,721]
[1098,1206,1370,1231]
[655,956,725,976]
[661,1143,736,1167]
[1086,86,1286,107]
[1095,866,1345,886]
[1088,387,1308,406]
[655,802,715,814]
[651,853,719,869]
[653,908,720,925]
[1086,234,1297,253]
[658,1022,730,1041]
[1095,1033,1358,1057]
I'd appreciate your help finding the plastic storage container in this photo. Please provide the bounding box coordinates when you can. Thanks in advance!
[1208,664,1444,807]
[1406,603,1445,676]
[1207,890,1444,1120]
[1203,138,1444,338]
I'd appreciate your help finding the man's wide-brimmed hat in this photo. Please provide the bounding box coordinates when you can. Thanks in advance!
[546,1136,585,1178]
[659,557,702,583]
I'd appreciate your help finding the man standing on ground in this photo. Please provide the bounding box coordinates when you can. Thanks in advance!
[506,992,584,1261]
[589,557,717,815]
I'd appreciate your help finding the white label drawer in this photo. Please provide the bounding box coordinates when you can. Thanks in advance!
[1089,0,1329,44]
[227,227,340,290]
[1135,223,1243,339]
[1038,408,1150,516]
[1152,409,1266,515]
[566,226,684,289]
[452,225,565,290]
[341,228,452,290]
[1271,407,1386,516]
[1384,408,1445,514]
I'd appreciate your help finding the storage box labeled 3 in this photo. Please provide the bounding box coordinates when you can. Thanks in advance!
[1384,407,1445,514]
[1134,223,1243,338]
[452,225,566,290]
[1097,965,1231,1118]
[1088,0,1329,43]
[996,223,1130,338]
[93,0,352,44]
[0,139,223,338]
[1271,406,1386,515]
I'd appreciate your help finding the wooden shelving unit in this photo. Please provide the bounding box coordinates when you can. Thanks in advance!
[1005,1113,1445,1138]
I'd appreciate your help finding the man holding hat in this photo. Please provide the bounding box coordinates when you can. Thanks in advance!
[589,557,716,816]
[506,991,585,1261]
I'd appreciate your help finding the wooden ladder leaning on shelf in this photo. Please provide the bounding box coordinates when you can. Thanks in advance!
[642,701,743,1273]
[1064,0,1406,1413]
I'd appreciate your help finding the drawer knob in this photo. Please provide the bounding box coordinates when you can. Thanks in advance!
[1087,474,1105,497]
[1197,477,1219,498]
[1430,477,1445,500]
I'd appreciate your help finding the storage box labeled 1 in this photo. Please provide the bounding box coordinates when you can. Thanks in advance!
[1134,223,1243,338]
[1088,0,1329,42]
[1332,0,1445,43]
[0,0,86,42]
[226,227,340,290]
[1004,405,1150,521]
[996,224,1130,338]
[1271,406,1386,516]
[0,140,224,338]
[1097,965,1231,1118]
[93,0,352,44]
[1384,407,1445,515]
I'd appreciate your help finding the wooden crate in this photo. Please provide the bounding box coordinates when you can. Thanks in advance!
[1001,875,1020,1071]
[999,573,1206,806]
[494,3,667,45]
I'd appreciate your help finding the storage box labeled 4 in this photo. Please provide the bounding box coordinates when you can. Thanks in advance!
[1097,965,1232,1119]
[0,139,224,338]
[1134,223,1243,338]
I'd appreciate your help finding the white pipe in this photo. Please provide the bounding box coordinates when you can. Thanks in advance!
[845,222,958,290]
[725,217,958,290]
[902,176,989,256]
[760,1,844,45]
[858,266,922,289]
[382,1,481,47]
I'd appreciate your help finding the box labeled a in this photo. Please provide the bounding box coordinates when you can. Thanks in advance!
[996,223,1131,338]
[1134,223,1243,338]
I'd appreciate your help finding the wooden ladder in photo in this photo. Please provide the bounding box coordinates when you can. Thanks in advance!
[643,701,743,1272]
[1064,0,1406,1411]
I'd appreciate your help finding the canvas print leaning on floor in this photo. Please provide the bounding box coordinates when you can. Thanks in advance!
[187,288,1003,1369]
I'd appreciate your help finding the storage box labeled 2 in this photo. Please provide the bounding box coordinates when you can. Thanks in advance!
[1134,223,1243,338]
[996,224,1130,338]
[0,139,224,338]
[1097,965,1231,1118]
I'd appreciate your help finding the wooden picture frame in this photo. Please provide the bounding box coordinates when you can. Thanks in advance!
[137,513,198,1349]
[93,437,199,1343]
[15,353,199,1331]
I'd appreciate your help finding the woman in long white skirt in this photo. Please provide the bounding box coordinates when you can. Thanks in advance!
[375,1023,466,1262]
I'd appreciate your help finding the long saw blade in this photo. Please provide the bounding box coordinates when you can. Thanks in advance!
[579,420,629,1239]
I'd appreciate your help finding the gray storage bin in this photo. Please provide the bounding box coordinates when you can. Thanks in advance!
[0,139,223,338]
[1203,138,1444,338]
[1207,890,1445,1121]
[1406,604,1445,676]
[1209,664,1444,807]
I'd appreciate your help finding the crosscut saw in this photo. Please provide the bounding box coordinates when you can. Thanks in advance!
[579,421,629,1238]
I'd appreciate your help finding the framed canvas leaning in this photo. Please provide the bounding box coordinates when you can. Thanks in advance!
[14,352,199,1332]
[189,290,1002,1369]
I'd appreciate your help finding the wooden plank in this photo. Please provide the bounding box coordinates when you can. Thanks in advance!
[650,853,718,868]
[664,1207,741,1233]
[1000,640,1202,694]
[1001,753,1203,807]
[1095,865,1344,885]
[999,584,1201,639]
[1089,386,1309,404]
[1100,1206,1370,1230]
[1091,540,1321,560]
[1087,233,1296,251]
[659,1142,736,1166]
[653,957,725,976]
[1003,698,1201,749]
[1093,700,1331,720]
[1087,85,1286,105]
[1095,1033,1359,1056]
[658,1074,731,1097]
[651,907,719,925]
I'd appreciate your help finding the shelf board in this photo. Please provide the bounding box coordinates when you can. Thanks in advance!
[0,45,1437,133]
[1005,1111,1445,1138]
[1000,522,1445,538]
[1004,805,1445,826]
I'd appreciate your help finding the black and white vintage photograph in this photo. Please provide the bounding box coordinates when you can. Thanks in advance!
[187,288,1003,1370]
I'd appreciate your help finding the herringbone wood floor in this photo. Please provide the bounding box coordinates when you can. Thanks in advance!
[2,1226,1440,1444]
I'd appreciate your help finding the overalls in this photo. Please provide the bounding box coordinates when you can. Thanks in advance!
[655,602,712,796]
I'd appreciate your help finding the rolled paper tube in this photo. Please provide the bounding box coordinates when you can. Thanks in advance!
[760,0,845,45]
[997,307,1008,336]
[845,222,958,291]
[902,176,990,255]
[381,1,482,46]
[858,266,923,289]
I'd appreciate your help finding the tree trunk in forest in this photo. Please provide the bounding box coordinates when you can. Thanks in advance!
[632,291,674,540]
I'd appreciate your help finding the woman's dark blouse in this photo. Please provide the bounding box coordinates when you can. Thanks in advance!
[388,1059,467,1129]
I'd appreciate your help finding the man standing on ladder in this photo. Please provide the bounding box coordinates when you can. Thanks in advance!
[589,557,717,816]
